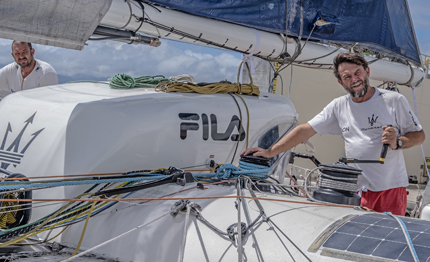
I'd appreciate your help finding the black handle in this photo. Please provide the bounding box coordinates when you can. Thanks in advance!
[379,125,392,163]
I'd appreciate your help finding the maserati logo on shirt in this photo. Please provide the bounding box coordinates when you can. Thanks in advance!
[368,114,378,126]
[361,114,382,131]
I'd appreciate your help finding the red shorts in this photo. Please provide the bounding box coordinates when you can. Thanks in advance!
[360,187,407,216]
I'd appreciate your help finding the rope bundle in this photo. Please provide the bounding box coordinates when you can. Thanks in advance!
[107,74,260,96]
[155,81,260,96]
[0,161,270,246]
[194,161,271,180]
[109,74,172,89]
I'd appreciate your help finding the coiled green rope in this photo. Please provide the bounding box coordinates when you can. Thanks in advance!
[109,74,171,89]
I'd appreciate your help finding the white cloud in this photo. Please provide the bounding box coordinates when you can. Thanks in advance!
[215,53,242,68]
[25,39,242,83]
[184,49,213,60]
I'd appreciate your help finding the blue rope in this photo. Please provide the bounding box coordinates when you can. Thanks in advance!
[194,161,271,180]
[384,212,419,262]
[0,161,271,191]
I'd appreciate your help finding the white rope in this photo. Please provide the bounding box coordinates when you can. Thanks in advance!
[62,211,170,262]
[169,74,195,83]
[304,167,321,201]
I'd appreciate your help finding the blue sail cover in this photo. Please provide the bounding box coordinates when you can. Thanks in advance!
[146,0,421,65]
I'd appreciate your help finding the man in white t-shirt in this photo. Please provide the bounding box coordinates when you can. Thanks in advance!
[242,53,425,215]
[0,41,58,98]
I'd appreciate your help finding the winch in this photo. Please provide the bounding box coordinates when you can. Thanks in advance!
[313,162,362,205]
[290,143,390,206]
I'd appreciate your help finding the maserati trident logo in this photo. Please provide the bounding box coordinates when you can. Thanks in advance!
[368,114,378,127]
[0,112,44,169]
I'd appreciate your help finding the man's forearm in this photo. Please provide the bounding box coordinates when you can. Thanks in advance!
[400,130,425,149]
[267,123,317,157]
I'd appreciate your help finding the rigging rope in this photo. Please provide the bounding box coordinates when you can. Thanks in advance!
[109,74,172,89]
[66,199,98,260]
[194,161,271,180]
[0,175,166,191]
[0,182,132,241]
[155,81,260,96]
[0,161,271,244]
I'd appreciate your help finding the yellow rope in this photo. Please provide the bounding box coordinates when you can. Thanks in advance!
[15,226,68,245]
[2,198,102,247]
[0,193,88,247]
[0,193,19,228]
[233,93,250,149]
[0,169,215,246]
[273,62,279,93]
[0,181,133,247]
[155,81,260,96]
[67,199,98,260]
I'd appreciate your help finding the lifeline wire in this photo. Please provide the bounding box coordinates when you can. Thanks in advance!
[267,219,312,262]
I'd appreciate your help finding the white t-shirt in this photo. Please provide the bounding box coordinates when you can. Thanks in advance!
[308,88,422,192]
[0,59,58,98]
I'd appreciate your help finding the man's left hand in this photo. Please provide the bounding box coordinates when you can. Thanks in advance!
[382,126,397,149]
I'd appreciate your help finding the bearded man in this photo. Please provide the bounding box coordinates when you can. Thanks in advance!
[242,52,425,215]
[0,41,58,98]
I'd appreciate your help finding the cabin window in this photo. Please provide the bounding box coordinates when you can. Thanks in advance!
[257,123,294,165]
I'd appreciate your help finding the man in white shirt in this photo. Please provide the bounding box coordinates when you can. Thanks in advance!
[242,53,425,215]
[0,41,58,98]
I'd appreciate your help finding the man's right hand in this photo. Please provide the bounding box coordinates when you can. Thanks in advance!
[240,147,271,158]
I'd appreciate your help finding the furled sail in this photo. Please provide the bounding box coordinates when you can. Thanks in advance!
[147,0,421,65]
[0,0,112,50]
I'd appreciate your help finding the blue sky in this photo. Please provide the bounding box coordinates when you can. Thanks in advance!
[408,0,430,56]
[0,1,428,84]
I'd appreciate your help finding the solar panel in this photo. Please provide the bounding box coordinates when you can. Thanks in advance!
[321,213,430,261]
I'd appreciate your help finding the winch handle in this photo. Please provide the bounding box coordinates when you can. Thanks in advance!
[379,124,392,163]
